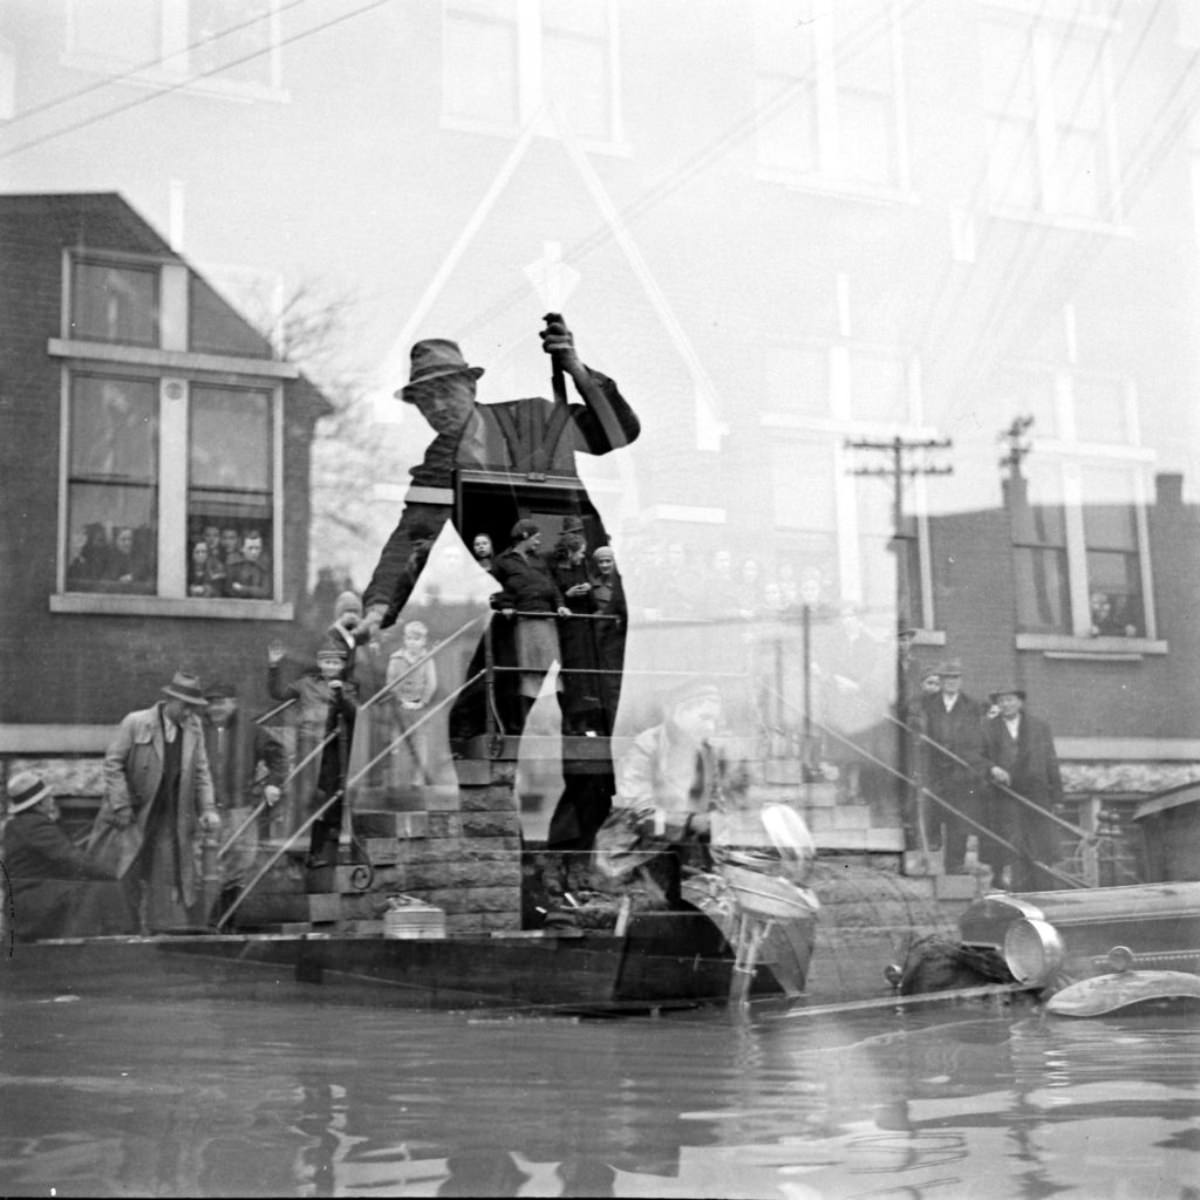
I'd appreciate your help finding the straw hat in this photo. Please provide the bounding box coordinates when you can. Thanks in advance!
[6,770,52,815]
[161,670,208,706]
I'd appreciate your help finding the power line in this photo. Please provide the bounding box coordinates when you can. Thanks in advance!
[5,0,316,127]
[0,0,393,161]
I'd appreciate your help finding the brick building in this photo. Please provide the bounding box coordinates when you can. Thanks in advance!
[0,192,331,780]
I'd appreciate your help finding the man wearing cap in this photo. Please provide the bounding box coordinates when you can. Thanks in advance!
[919,658,988,872]
[93,671,219,933]
[982,686,1064,890]
[3,771,136,940]
[360,315,639,634]
[322,589,371,685]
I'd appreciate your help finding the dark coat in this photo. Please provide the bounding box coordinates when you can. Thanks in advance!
[982,710,1064,888]
[363,372,639,627]
[490,548,563,615]
[920,691,988,864]
[4,810,135,940]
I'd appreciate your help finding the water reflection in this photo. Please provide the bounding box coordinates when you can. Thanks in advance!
[0,992,1196,1198]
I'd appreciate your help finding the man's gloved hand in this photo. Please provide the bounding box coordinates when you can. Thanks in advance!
[198,809,222,833]
[263,785,281,808]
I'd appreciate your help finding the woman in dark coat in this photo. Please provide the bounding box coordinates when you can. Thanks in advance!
[490,519,569,732]
[3,772,135,941]
[548,519,603,735]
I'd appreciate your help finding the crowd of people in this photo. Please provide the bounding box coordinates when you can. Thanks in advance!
[65,521,156,592]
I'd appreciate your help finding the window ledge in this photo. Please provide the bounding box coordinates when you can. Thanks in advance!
[755,168,919,208]
[51,593,293,621]
[986,206,1134,238]
[439,114,632,158]
[59,54,290,105]
[912,630,947,647]
[1016,632,1166,659]
[48,338,297,379]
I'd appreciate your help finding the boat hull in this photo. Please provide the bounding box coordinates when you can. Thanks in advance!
[1,911,800,1013]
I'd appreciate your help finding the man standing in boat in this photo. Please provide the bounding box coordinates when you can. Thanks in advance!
[360,315,640,851]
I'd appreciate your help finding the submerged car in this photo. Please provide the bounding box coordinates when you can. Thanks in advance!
[957,880,1200,1015]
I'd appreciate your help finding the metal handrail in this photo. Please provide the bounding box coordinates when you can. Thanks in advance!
[770,687,1086,890]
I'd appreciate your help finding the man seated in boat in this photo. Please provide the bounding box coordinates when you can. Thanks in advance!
[603,679,734,906]
[2,771,137,941]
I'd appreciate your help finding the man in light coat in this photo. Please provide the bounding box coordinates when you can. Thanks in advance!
[94,670,219,932]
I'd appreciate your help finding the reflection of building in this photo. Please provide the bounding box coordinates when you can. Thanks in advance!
[0,193,330,777]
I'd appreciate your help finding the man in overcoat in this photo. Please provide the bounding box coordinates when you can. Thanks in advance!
[919,658,988,871]
[93,670,219,932]
[359,315,639,855]
[981,685,1065,890]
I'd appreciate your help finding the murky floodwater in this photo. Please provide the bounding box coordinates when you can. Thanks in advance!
[0,986,1196,1199]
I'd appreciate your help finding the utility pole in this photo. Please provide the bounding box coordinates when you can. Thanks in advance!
[999,414,1034,699]
[999,414,1034,480]
[844,435,952,861]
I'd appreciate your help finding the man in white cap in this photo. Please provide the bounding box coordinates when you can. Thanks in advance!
[92,670,219,933]
[4,771,136,940]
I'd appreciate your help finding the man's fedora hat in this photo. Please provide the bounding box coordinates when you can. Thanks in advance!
[6,770,52,815]
[395,339,484,400]
[934,658,963,676]
[561,515,585,534]
[989,686,1026,702]
[162,670,209,707]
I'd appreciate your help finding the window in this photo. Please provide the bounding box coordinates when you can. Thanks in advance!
[71,260,159,346]
[996,360,1154,642]
[187,386,275,600]
[980,11,1120,223]
[64,0,285,99]
[441,0,623,146]
[764,345,830,416]
[856,475,923,629]
[54,251,292,614]
[847,348,908,424]
[1012,464,1071,633]
[65,375,160,595]
[753,0,908,192]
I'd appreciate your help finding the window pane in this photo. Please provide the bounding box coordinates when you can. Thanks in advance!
[981,21,1035,115]
[1054,126,1102,217]
[1054,37,1104,126]
[1086,550,1142,635]
[756,77,818,174]
[1081,465,1138,549]
[765,345,828,414]
[71,261,158,345]
[69,0,160,62]
[544,31,609,140]
[838,90,893,185]
[542,0,606,38]
[189,0,275,87]
[1015,545,1071,632]
[849,350,907,423]
[66,374,158,594]
[443,9,518,125]
[1074,374,1129,443]
[189,387,274,599]
[69,376,159,481]
[988,116,1039,208]
[1011,465,1066,547]
[66,485,157,594]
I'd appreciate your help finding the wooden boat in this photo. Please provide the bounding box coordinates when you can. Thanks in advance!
[0,907,803,1014]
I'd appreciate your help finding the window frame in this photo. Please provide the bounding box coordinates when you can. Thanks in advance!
[761,337,939,633]
[51,249,293,620]
[752,0,913,201]
[1003,361,1162,654]
[61,0,289,104]
[439,0,628,153]
[978,3,1125,228]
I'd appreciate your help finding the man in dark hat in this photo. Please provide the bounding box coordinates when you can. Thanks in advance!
[982,685,1064,890]
[919,657,988,871]
[361,316,639,633]
[92,670,219,932]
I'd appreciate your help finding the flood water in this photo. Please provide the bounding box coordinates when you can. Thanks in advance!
[1,986,1197,1199]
